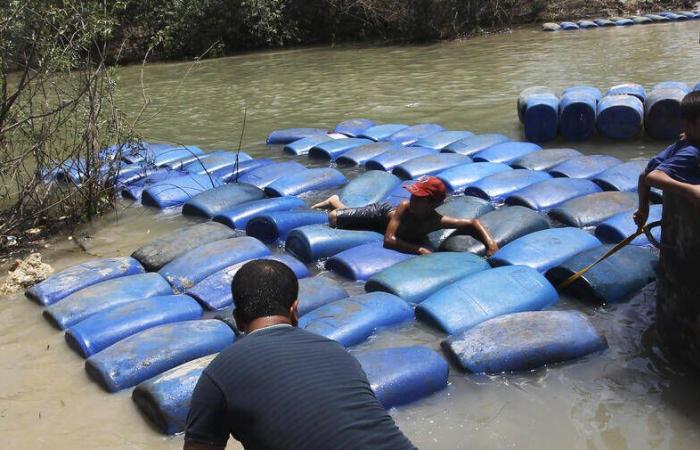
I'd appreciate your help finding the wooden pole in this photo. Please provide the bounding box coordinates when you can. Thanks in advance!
[656,192,700,369]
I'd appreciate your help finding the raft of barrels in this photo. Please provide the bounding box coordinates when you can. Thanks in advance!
[518,81,700,142]
[28,119,664,435]
[543,10,700,31]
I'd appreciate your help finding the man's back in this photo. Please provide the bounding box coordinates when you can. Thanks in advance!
[185,325,416,450]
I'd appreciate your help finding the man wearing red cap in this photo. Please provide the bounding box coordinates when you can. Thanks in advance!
[313,176,498,255]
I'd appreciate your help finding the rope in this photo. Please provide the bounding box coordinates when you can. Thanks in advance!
[557,220,662,290]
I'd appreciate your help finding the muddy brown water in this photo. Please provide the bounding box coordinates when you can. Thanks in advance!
[2,21,700,449]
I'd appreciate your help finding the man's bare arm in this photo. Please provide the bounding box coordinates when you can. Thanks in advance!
[646,169,700,206]
[633,173,651,227]
[440,216,499,256]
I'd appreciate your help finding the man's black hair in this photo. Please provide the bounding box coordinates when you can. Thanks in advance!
[232,259,299,322]
[681,91,700,122]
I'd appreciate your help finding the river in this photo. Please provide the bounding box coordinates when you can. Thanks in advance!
[2,21,700,449]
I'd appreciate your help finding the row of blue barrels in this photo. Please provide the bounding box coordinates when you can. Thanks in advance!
[518,81,700,142]
[543,10,700,31]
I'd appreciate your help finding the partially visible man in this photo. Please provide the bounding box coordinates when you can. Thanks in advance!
[184,259,416,450]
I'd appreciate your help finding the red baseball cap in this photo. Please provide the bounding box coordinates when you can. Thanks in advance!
[405,176,447,202]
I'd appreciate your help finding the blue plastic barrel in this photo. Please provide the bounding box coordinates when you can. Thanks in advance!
[443,311,606,373]
[559,21,580,30]
[548,191,638,227]
[181,183,265,218]
[358,124,408,141]
[630,15,653,24]
[285,225,383,262]
[177,151,251,174]
[425,196,495,249]
[85,320,235,392]
[416,265,559,334]
[594,18,615,26]
[126,145,204,166]
[411,131,474,150]
[384,124,445,145]
[365,252,490,304]
[296,277,349,316]
[518,87,554,123]
[472,142,541,164]
[615,18,634,26]
[159,237,270,293]
[436,162,512,193]
[384,180,413,206]
[266,128,327,145]
[299,292,413,347]
[605,84,646,102]
[43,272,172,330]
[392,153,471,180]
[524,94,559,142]
[265,168,347,197]
[212,196,305,229]
[237,161,307,189]
[442,133,511,155]
[121,169,187,201]
[335,142,404,166]
[577,20,598,28]
[559,92,598,141]
[490,227,602,273]
[562,85,602,101]
[309,138,374,160]
[65,295,203,358]
[644,88,686,140]
[365,146,438,172]
[210,158,274,183]
[334,119,376,137]
[595,204,662,247]
[245,210,328,243]
[186,254,309,310]
[464,169,552,203]
[284,135,337,156]
[141,174,223,208]
[645,14,670,22]
[510,148,582,171]
[355,346,449,408]
[505,178,602,211]
[338,170,401,208]
[549,154,623,179]
[26,257,144,306]
[325,243,414,281]
[653,81,691,94]
[591,159,649,192]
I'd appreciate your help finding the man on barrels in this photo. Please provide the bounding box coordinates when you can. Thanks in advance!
[183,259,416,450]
[635,91,700,226]
[313,176,499,256]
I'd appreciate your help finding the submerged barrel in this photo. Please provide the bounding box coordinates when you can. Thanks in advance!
[605,83,646,102]
[365,146,438,172]
[546,245,657,304]
[209,158,274,183]
[212,196,305,230]
[299,292,413,347]
[266,128,327,145]
[181,183,265,219]
[615,18,634,26]
[325,243,414,281]
[437,162,511,193]
[518,87,555,123]
[542,22,561,32]
[392,153,471,180]
[595,204,662,247]
[443,311,607,373]
[577,20,598,28]
[284,135,338,156]
[630,15,653,24]
[265,168,347,197]
[559,92,598,141]
[591,159,649,192]
[132,222,236,272]
[439,206,549,255]
[338,170,401,208]
[412,131,474,150]
[180,152,247,176]
[65,295,203,358]
[26,257,144,306]
[365,252,490,304]
[246,210,328,243]
[308,138,374,160]
[559,21,580,30]
[85,319,235,392]
[472,142,541,164]
[645,14,670,22]
[510,148,582,171]
[549,191,637,227]
[416,265,559,334]
[644,88,686,140]
[297,276,350,316]
[159,237,271,293]
[285,225,383,262]
[141,174,223,209]
[490,227,602,273]
[43,272,173,330]
[464,169,552,203]
[384,123,445,146]
[653,82,691,94]
[358,124,409,141]
[355,346,449,408]
[505,178,602,211]
[523,94,559,142]
[335,142,404,166]
[563,85,602,101]
[121,169,185,201]
[186,254,309,310]
[442,133,511,156]
[237,161,307,189]
[596,95,644,139]
[549,154,622,179]
[425,196,495,249]
[594,18,615,26]
[334,118,375,137]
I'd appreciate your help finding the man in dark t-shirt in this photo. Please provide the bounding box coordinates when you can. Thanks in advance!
[184,260,416,450]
